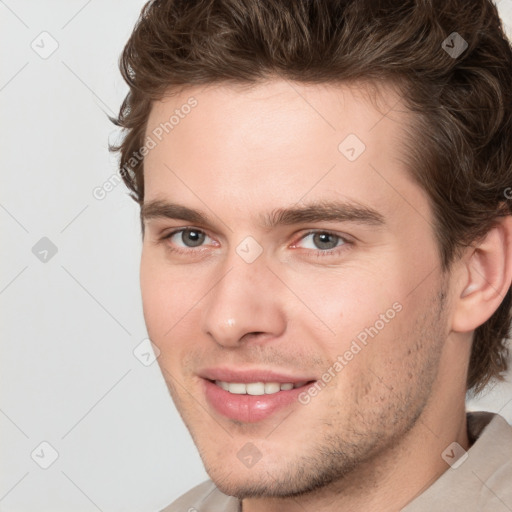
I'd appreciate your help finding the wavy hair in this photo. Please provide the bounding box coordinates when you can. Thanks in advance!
[109,0,512,392]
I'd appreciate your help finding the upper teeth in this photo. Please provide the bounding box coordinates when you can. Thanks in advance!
[215,381,306,395]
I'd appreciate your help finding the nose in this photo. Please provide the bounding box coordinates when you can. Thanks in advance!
[201,253,287,348]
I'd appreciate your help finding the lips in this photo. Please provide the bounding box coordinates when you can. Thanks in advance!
[200,368,316,423]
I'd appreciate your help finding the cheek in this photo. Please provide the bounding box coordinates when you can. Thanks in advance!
[286,265,404,345]
[140,250,216,370]
[140,253,166,336]
[291,259,431,387]
[140,251,190,341]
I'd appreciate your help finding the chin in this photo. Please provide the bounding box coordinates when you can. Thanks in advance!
[197,444,359,500]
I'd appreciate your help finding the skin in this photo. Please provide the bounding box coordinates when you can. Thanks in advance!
[139,79,512,511]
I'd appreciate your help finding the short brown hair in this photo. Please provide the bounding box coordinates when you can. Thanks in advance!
[109,0,512,392]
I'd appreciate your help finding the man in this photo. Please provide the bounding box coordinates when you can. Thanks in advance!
[109,0,512,510]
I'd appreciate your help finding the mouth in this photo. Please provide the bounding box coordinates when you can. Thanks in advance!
[200,369,316,423]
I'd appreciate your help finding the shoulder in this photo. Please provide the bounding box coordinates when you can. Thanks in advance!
[473,412,512,499]
[403,412,512,512]
[160,480,240,512]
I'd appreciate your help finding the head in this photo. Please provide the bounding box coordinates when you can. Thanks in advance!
[110,0,512,500]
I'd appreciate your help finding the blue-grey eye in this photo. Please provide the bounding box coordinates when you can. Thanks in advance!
[296,231,345,251]
[306,232,342,250]
[180,229,206,247]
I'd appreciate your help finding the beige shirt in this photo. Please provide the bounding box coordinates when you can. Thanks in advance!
[161,412,512,512]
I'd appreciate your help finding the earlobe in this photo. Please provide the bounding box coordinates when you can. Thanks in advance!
[451,216,512,333]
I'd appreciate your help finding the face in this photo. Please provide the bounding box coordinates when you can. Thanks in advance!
[140,80,453,498]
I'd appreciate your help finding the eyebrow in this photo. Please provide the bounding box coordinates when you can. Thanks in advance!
[263,201,385,229]
[141,199,386,229]
[142,200,209,225]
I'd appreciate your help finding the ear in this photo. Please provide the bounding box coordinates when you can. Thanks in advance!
[451,215,512,333]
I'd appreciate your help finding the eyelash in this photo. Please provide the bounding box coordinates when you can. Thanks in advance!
[158,228,352,258]
[159,228,217,256]
[291,231,351,257]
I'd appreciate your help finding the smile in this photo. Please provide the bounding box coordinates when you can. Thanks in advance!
[213,380,309,395]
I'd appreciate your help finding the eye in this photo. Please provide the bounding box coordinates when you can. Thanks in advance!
[165,228,212,248]
[295,231,347,251]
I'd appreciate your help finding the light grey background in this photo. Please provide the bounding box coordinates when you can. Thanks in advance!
[1,1,511,511]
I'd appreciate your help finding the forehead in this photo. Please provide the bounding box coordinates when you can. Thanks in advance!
[142,79,427,227]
